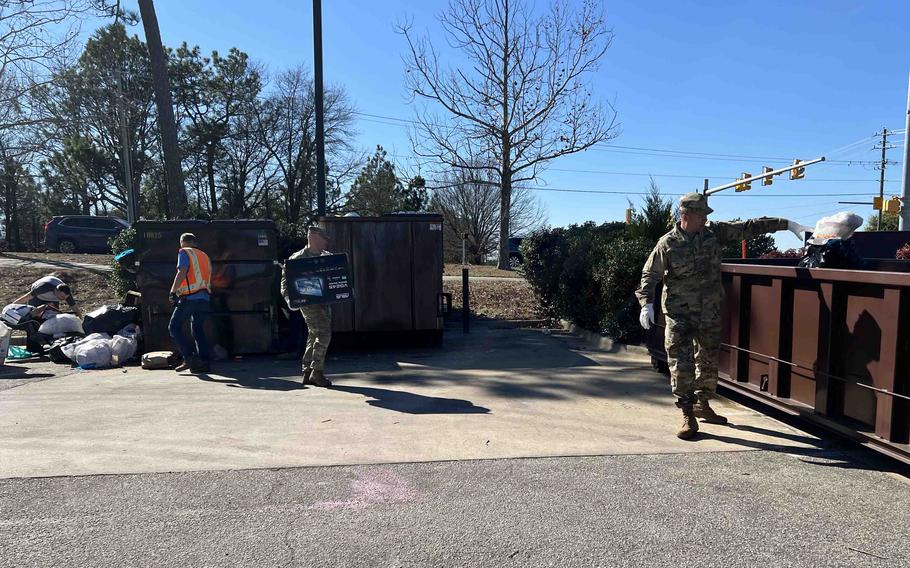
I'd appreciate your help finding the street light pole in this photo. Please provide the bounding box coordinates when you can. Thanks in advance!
[313,0,326,217]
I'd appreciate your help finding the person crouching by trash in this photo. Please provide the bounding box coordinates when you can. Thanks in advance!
[167,233,212,373]
[280,226,333,387]
[13,275,82,318]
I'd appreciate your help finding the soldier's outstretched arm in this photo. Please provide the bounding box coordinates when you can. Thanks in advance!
[636,245,666,307]
[710,217,791,246]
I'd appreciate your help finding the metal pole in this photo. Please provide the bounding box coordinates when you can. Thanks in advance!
[878,127,888,230]
[462,267,470,334]
[313,0,326,217]
[900,71,910,231]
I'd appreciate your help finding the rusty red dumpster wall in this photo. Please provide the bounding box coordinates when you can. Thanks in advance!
[648,263,910,461]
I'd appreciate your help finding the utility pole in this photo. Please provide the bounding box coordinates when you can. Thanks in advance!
[313,0,326,217]
[874,127,893,230]
[901,71,910,231]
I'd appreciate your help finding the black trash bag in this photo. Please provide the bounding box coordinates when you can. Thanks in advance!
[82,305,140,335]
[798,238,865,269]
[47,334,83,364]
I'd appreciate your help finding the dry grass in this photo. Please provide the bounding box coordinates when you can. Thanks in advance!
[443,263,522,278]
[443,278,547,321]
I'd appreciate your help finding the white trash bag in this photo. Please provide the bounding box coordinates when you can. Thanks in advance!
[110,334,138,366]
[62,333,111,361]
[74,338,113,369]
[808,212,864,245]
[38,314,85,337]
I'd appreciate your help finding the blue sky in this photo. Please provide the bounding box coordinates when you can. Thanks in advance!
[101,1,908,248]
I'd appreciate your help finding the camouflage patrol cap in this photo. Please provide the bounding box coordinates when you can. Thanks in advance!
[679,192,714,215]
[307,226,329,239]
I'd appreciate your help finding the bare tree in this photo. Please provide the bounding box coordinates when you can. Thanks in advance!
[429,169,547,263]
[255,66,357,226]
[400,0,617,269]
[0,0,104,138]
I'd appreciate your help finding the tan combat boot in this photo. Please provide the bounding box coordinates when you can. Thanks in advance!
[693,400,728,424]
[677,405,699,440]
[309,370,332,388]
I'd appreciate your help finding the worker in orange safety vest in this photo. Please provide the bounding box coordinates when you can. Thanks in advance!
[168,232,212,373]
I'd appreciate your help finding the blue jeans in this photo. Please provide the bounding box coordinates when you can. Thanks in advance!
[168,299,211,361]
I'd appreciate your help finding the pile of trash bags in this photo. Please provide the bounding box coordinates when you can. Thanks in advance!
[2,304,142,369]
[798,212,866,270]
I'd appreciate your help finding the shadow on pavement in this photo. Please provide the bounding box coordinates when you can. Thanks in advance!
[195,371,304,391]
[332,385,490,415]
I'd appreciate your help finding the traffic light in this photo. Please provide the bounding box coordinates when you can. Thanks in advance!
[873,196,884,211]
[735,172,752,192]
[885,197,902,214]
[790,159,805,180]
[762,166,773,186]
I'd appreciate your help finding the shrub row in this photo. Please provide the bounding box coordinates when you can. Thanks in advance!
[521,221,652,343]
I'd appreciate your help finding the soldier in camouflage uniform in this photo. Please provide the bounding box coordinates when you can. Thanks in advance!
[636,192,808,439]
[281,226,334,388]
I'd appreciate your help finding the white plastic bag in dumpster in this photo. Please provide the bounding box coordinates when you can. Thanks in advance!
[110,334,138,366]
[1,303,33,325]
[808,212,864,245]
[37,314,85,337]
[61,333,111,361]
[0,322,10,365]
[74,338,113,369]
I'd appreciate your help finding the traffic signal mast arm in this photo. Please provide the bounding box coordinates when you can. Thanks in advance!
[704,156,826,196]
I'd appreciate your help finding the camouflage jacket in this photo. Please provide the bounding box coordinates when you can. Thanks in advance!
[280,247,332,308]
[635,218,788,314]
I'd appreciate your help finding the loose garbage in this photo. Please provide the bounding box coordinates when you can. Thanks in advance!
[2,303,36,325]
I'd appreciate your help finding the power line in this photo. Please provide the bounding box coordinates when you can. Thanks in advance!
[353,110,887,165]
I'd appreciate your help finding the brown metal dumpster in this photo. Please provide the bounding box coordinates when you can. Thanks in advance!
[647,261,910,463]
[320,214,444,344]
[134,220,279,354]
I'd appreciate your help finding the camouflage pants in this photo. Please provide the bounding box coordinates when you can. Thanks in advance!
[301,305,332,372]
[664,308,721,406]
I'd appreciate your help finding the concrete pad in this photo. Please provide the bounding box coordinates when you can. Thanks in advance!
[0,326,824,478]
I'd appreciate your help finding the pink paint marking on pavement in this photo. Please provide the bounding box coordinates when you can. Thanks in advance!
[309,469,419,511]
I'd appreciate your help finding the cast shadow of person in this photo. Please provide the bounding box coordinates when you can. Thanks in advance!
[332,384,490,415]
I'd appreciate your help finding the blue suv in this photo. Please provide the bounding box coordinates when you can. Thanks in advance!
[45,216,129,253]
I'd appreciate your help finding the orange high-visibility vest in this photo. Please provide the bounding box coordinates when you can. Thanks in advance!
[175,247,212,296]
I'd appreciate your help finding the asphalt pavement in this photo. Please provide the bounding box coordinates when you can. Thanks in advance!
[1,324,908,567]
[2,451,907,568]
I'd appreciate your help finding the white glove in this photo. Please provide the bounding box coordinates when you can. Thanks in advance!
[786,220,811,240]
[639,304,655,330]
